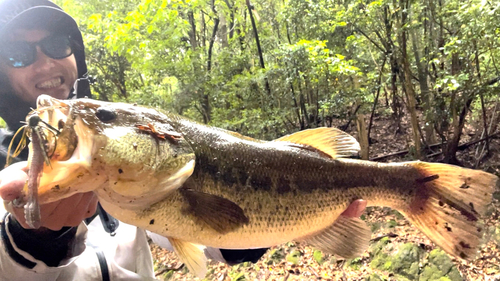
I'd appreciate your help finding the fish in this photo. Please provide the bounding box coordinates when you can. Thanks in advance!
[28,94,498,278]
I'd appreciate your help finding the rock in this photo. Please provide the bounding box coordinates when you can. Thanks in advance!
[390,243,423,280]
[419,249,462,281]
[313,250,324,265]
[370,240,426,280]
[348,257,363,270]
[266,248,285,265]
[286,249,301,265]
[364,273,385,281]
[370,237,392,270]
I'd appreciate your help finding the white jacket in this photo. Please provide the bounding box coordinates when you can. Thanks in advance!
[0,204,157,281]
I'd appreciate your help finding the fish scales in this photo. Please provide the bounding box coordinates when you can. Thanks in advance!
[122,116,426,248]
[27,95,499,278]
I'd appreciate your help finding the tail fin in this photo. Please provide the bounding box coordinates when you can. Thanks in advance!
[405,162,498,260]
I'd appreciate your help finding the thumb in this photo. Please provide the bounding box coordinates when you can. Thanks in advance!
[340,199,367,218]
[0,161,29,201]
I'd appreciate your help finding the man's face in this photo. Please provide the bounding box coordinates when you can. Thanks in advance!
[0,28,78,103]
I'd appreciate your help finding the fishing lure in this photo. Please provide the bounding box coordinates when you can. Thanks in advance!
[6,114,59,167]
[6,113,60,229]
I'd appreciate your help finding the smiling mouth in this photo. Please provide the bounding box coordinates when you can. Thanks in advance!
[36,77,64,90]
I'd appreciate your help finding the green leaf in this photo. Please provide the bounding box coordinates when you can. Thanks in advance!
[147,25,154,34]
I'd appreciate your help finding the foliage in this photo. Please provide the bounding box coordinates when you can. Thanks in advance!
[55,0,500,149]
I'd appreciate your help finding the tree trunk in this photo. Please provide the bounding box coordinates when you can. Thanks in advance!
[207,0,219,72]
[246,0,265,69]
[222,0,235,40]
[202,0,220,124]
[443,98,472,165]
[385,3,403,133]
[399,0,421,158]
[368,56,387,142]
[246,0,271,96]
[410,18,434,145]
[219,15,228,48]
[357,114,369,160]
[187,11,198,50]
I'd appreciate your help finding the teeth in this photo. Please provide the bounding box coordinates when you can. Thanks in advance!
[36,77,62,89]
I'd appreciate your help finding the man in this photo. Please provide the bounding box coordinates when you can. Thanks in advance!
[0,1,158,280]
[0,1,367,280]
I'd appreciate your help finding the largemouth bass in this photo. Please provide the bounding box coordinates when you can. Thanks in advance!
[27,95,498,277]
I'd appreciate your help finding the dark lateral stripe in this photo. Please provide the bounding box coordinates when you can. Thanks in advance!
[250,176,272,191]
[277,177,291,194]
[222,169,237,185]
[195,151,399,195]
[196,154,249,187]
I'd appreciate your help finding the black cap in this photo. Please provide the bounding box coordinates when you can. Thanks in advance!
[0,0,87,79]
[0,0,89,130]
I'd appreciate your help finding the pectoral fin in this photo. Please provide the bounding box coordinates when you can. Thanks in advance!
[180,188,249,233]
[300,216,371,259]
[275,127,360,158]
[169,237,207,278]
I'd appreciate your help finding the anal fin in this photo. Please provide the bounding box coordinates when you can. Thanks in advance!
[169,237,207,278]
[179,188,249,234]
[300,216,371,259]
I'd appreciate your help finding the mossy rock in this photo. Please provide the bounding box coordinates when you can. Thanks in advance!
[369,237,391,258]
[371,221,382,232]
[392,210,405,220]
[386,219,397,228]
[371,242,424,280]
[162,270,175,280]
[313,250,324,265]
[286,249,301,265]
[266,248,285,265]
[370,237,391,269]
[364,273,386,281]
[419,249,462,281]
[348,257,363,270]
[390,243,424,280]
[228,271,247,281]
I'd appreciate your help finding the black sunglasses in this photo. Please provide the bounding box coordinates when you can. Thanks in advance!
[0,35,73,68]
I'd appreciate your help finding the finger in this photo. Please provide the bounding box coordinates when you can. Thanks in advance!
[4,203,30,228]
[0,167,29,201]
[340,199,367,218]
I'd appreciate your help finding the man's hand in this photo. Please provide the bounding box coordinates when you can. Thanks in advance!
[0,161,98,231]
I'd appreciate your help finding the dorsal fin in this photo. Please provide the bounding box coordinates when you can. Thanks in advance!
[275,127,360,158]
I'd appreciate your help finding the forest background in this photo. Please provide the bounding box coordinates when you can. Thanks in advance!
[36,0,500,279]
[51,0,500,165]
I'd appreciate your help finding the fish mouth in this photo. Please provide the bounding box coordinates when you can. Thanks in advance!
[31,95,98,203]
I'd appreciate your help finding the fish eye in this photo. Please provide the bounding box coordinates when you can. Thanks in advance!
[95,107,117,122]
